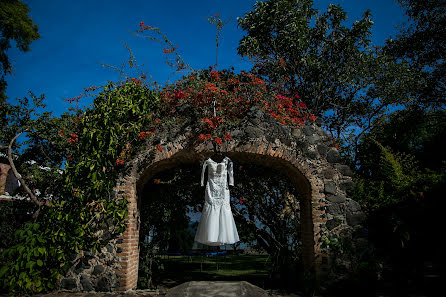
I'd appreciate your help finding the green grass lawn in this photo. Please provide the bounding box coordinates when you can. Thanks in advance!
[152,253,272,289]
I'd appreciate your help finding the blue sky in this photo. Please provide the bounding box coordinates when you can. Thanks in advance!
[6,0,407,116]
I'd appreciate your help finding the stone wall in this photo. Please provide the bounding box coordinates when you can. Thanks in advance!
[61,106,365,291]
[59,239,121,292]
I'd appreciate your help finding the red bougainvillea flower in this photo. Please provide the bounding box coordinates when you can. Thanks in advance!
[139,21,152,31]
[138,131,148,140]
[116,159,125,165]
[64,95,82,103]
[154,118,162,124]
[84,85,97,92]
[238,197,247,205]
[174,90,186,100]
[68,133,79,144]
[58,129,65,136]
[197,134,212,142]
[209,70,220,81]
[227,78,240,85]
[202,117,215,130]
[309,114,317,122]
[153,179,161,184]
[213,137,223,145]
[163,45,177,54]
[202,116,224,131]
[158,70,315,140]
[66,154,72,161]
[155,144,163,152]
[204,82,219,94]
[129,77,142,86]
[331,138,339,150]
[278,58,287,67]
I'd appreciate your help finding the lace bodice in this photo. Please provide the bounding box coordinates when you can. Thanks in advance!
[201,157,234,187]
[200,157,234,206]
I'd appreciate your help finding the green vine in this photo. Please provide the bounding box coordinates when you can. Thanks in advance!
[1,80,160,295]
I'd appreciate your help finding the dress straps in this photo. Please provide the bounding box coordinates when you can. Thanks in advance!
[200,159,208,187]
[226,157,234,186]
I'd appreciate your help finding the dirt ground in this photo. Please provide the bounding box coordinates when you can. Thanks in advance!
[31,290,303,297]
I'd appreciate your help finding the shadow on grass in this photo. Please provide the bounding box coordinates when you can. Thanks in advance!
[154,254,272,290]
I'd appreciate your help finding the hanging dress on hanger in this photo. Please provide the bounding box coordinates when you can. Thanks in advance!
[194,157,240,246]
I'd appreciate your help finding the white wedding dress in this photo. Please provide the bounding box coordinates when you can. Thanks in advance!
[194,157,240,246]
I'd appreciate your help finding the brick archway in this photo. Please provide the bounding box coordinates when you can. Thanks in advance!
[57,107,364,292]
[114,134,338,290]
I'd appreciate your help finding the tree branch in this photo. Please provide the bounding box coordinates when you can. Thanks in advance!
[232,206,283,251]
[7,131,43,210]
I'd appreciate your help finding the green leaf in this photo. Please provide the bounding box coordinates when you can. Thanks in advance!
[38,247,46,255]
[0,265,8,278]
[25,280,32,289]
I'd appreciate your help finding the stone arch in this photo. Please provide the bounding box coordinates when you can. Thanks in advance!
[112,114,361,291]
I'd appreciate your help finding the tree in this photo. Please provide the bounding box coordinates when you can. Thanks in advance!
[356,107,446,175]
[0,0,44,212]
[230,163,302,287]
[352,131,445,295]
[0,93,72,215]
[139,165,201,253]
[138,165,201,289]
[0,0,40,107]
[237,0,419,154]
[385,0,445,108]
[348,1,446,292]
[351,85,445,296]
